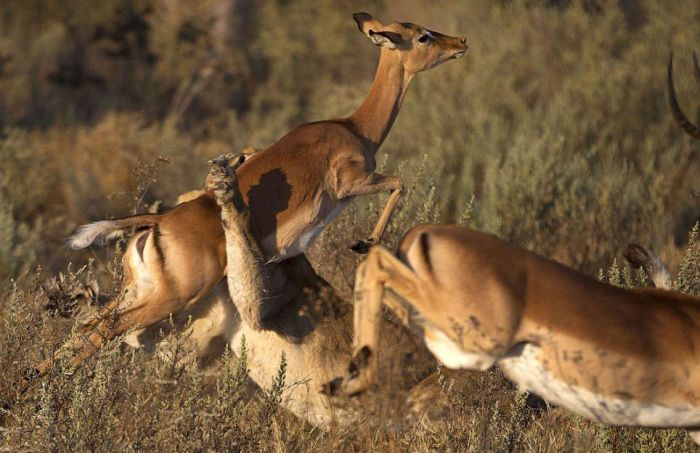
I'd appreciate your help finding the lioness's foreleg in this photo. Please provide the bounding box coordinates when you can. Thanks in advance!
[206,156,293,329]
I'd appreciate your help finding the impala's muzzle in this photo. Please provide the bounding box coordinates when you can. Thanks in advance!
[432,32,468,60]
[452,36,468,59]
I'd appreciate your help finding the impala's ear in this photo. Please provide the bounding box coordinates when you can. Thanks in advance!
[368,30,401,50]
[353,12,384,37]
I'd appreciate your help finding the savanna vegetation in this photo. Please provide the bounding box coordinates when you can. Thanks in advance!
[1,0,700,451]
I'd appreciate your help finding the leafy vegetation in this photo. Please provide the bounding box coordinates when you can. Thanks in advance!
[1,0,700,451]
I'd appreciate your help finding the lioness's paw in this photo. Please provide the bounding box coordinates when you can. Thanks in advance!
[208,152,246,170]
[207,162,236,206]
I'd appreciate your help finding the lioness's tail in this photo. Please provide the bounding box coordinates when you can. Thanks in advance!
[624,243,672,290]
[67,214,162,249]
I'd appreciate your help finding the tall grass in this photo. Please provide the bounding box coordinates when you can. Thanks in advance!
[1,0,700,451]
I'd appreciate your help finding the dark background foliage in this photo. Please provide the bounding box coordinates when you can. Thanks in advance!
[1,0,700,450]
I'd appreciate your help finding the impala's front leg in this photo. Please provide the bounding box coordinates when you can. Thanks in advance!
[344,173,403,254]
[322,246,417,397]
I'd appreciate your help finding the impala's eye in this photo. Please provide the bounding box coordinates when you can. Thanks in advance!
[418,33,432,44]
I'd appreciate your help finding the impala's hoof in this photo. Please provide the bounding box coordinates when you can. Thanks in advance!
[350,239,374,254]
[321,374,370,398]
[320,377,344,396]
[321,374,368,398]
[320,346,373,397]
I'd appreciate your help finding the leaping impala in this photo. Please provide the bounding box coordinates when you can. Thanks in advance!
[21,13,468,388]
[326,225,700,442]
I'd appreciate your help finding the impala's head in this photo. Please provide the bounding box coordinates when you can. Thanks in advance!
[353,12,468,74]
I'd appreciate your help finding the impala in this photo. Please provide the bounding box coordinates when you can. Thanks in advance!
[326,225,700,442]
[668,51,700,139]
[41,12,467,367]
[624,242,672,290]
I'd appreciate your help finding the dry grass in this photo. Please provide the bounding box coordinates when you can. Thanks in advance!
[2,0,700,451]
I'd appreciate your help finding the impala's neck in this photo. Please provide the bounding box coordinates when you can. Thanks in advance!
[348,49,413,151]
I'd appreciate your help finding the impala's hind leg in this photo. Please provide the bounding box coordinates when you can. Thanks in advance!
[21,285,197,393]
[21,236,216,393]
[65,288,200,365]
[59,154,250,374]
[324,245,423,396]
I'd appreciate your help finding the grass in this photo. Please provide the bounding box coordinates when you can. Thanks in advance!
[1,0,700,451]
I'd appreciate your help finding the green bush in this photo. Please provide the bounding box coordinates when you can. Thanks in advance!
[2,0,700,450]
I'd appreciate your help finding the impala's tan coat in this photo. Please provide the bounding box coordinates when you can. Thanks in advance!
[330,225,700,438]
